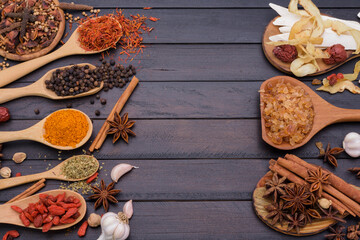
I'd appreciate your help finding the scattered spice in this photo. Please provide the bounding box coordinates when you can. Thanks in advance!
[106,112,136,144]
[95,110,100,116]
[34,109,40,115]
[96,94,100,99]
[43,109,89,147]
[11,192,82,232]
[5,7,36,38]
[263,172,286,202]
[88,179,121,212]
[100,98,107,105]
[61,155,98,179]
[66,103,72,108]
[60,180,97,195]
[0,166,11,178]
[12,152,26,163]
[86,172,99,184]
[325,225,346,240]
[78,15,122,51]
[348,224,360,240]
[315,141,325,155]
[318,143,344,168]
[0,107,10,122]
[90,100,95,104]
[312,78,322,85]
[2,230,19,240]
[305,167,330,196]
[77,220,88,237]
[348,167,360,178]
[15,172,21,177]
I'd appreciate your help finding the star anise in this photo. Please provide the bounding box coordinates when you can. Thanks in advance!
[348,168,360,178]
[263,173,287,202]
[325,225,346,240]
[319,205,346,223]
[281,183,312,214]
[286,213,305,234]
[88,179,121,212]
[319,143,344,168]
[302,208,321,225]
[106,112,136,144]
[305,167,330,196]
[5,7,36,38]
[264,201,285,226]
[348,224,360,240]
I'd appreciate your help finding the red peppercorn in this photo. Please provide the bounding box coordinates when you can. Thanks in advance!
[337,73,344,79]
[15,173,21,177]
[0,107,10,123]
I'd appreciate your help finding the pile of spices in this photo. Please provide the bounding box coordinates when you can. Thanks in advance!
[43,109,89,147]
[11,192,82,232]
[60,180,97,195]
[77,15,122,51]
[0,0,62,55]
[60,155,97,179]
[45,61,136,96]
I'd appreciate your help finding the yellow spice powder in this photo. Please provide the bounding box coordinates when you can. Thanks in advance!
[43,109,89,147]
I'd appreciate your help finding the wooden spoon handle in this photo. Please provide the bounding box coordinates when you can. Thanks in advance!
[0,85,38,104]
[0,128,36,144]
[0,47,72,88]
[0,172,46,190]
[329,107,360,123]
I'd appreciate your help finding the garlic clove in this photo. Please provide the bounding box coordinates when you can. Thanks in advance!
[111,163,138,182]
[119,224,130,240]
[101,212,117,227]
[103,221,118,236]
[343,132,360,157]
[123,200,133,219]
[113,223,126,239]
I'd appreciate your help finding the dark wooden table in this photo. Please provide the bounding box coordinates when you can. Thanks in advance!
[1,0,360,239]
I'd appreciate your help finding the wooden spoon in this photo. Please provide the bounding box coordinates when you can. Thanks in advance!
[0,155,99,190]
[0,109,93,150]
[260,76,360,150]
[0,18,122,88]
[263,16,360,76]
[0,63,103,104]
[0,189,86,230]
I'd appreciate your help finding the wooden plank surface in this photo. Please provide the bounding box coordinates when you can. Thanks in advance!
[1,1,360,239]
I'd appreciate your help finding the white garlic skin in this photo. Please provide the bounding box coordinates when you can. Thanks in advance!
[343,132,360,157]
[123,200,133,219]
[111,163,138,182]
[98,212,131,240]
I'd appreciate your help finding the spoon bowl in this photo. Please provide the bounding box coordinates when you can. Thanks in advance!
[0,109,93,150]
[0,18,122,88]
[0,155,99,190]
[0,63,103,104]
[0,189,86,230]
[260,76,360,150]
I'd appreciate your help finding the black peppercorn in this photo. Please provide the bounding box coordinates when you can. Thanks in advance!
[110,59,115,66]
[95,110,100,116]
[90,99,95,104]
[66,103,72,108]
[96,94,100,99]
[100,98,107,105]
[34,109,40,115]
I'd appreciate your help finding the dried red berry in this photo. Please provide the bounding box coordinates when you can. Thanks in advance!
[323,44,347,65]
[273,44,298,63]
[0,107,10,123]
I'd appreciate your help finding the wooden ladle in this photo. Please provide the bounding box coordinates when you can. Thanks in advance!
[0,18,122,88]
[260,76,360,150]
[0,155,99,190]
[0,63,103,104]
[0,109,93,150]
[0,189,86,230]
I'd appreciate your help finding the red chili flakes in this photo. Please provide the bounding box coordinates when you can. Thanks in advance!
[148,17,159,22]
[143,7,152,9]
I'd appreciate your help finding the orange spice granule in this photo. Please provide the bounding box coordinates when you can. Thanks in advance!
[43,110,89,147]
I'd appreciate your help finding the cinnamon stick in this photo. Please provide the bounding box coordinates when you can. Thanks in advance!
[89,76,139,152]
[277,157,360,217]
[58,2,93,10]
[6,179,46,204]
[269,160,352,216]
[285,154,360,204]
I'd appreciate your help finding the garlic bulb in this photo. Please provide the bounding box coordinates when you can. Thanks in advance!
[343,132,360,157]
[111,163,138,182]
[358,12,360,18]
[97,200,133,240]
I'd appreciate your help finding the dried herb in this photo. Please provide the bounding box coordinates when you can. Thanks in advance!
[348,224,360,240]
[88,180,121,212]
[286,213,305,234]
[305,167,330,196]
[264,201,285,226]
[106,112,136,144]
[325,225,346,240]
[5,7,36,38]
[61,155,98,179]
[281,184,312,214]
[263,173,287,202]
[319,205,346,223]
[302,208,321,224]
[348,167,360,178]
[319,143,344,167]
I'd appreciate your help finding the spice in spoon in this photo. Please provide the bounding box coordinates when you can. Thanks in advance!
[61,155,98,179]
[43,109,89,147]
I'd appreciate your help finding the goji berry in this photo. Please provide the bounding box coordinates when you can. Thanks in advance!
[61,208,78,220]
[47,199,56,206]
[15,173,21,177]
[19,212,30,227]
[73,198,80,204]
[77,221,88,237]
[65,196,75,203]
[48,195,57,202]
[2,230,19,240]
[33,214,43,228]
[10,206,22,214]
[43,215,53,224]
[72,212,80,219]
[36,204,45,214]
[56,192,66,203]
[24,212,34,222]
[39,194,48,201]
[31,210,39,218]
[52,216,60,225]
[48,205,66,216]
[42,222,53,233]
[59,218,76,224]
[28,203,36,214]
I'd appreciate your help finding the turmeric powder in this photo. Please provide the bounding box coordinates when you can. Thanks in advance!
[43,109,89,147]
